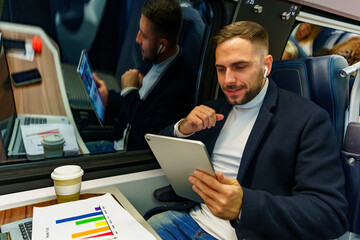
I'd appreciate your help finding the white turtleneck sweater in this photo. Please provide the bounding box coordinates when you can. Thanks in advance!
[175,78,269,239]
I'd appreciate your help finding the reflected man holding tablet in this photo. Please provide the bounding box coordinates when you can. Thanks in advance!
[89,0,195,153]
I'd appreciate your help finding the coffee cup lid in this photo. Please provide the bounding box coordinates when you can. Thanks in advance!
[42,134,65,146]
[51,165,84,180]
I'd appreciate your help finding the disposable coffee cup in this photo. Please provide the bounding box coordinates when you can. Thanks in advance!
[42,134,65,158]
[51,165,84,203]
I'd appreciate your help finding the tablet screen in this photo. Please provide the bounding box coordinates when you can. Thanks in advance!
[77,50,105,126]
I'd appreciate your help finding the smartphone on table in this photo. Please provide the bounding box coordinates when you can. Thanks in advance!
[11,68,42,86]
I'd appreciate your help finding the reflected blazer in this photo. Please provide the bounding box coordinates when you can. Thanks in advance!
[107,49,195,150]
[160,79,348,239]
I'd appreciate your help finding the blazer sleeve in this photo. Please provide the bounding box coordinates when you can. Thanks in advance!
[160,123,177,137]
[106,90,122,117]
[232,108,348,239]
[120,77,193,148]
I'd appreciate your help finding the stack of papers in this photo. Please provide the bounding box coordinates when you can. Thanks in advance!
[32,193,156,240]
[20,123,79,160]
[7,42,34,61]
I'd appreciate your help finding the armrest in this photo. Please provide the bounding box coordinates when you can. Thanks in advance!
[343,122,360,154]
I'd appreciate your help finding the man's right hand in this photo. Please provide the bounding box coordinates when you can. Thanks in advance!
[121,69,143,89]
[179,105,224,135]
[93,73,109,107]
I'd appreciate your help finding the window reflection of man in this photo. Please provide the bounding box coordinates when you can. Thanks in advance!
[88,0,195,153]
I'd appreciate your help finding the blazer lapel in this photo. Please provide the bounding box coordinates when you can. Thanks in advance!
[144,49,183,101]
[237,79,279,183]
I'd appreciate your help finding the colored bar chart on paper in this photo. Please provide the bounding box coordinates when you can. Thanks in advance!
[32,193,156,240]
[55,206,114,239]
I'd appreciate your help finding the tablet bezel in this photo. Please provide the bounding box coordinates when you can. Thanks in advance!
[145,133,215,203]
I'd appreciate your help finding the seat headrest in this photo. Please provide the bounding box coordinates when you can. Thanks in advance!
[270,55,349,147]
[178,7,205,77]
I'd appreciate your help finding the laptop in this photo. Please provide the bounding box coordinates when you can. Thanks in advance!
[145,133,215,203]
[0,217,33,240]
[0,33,69,158]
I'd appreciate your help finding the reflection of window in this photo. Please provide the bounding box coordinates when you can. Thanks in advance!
[283,22,360,67]
[0,0,213,165]
[328,37,360,67]
[282,41,299,60]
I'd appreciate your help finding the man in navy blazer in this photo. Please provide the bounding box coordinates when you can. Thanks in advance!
[91,0,195,151]
[148,21,348,239]
[104,49,194,150]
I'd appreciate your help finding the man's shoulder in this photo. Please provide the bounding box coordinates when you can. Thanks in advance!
[161,51,195,88]
[167,51,188,72]
[277,88,318,108]
[276,87,328,119]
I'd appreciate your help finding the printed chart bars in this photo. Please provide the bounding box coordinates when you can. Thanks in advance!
[32,194,156,239]
[55,206,115,239]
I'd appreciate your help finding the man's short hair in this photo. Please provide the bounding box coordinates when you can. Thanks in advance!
[212,21,269,55]
[142,0,183,46]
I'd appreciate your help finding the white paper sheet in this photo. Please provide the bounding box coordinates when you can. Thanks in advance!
[32,193,156,240]
[21,123,79,160]
[7,42,34,61]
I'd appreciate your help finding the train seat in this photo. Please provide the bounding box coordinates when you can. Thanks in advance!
[340,65,360,234]
[115,3,206,91]
[270,55,349,148]
[342,121,360,234]
[272,56,360,236]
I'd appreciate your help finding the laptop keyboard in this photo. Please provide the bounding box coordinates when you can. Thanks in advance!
[61,63,92,110]
[61,63,119,110]
[19,117,48,153]
[19,220,32,240]
[0,218,33,240]
[24,117,47,125]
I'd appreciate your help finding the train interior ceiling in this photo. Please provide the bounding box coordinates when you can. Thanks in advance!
[0,0,360,207]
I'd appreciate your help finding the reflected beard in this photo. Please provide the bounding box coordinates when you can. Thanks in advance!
[142,48,159,64]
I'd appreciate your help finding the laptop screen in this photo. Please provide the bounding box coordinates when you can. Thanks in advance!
[77,50,105,126]
[0,33,17,154]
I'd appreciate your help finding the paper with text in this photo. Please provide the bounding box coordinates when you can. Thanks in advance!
[21,123,79,159]
[32,193,156,240]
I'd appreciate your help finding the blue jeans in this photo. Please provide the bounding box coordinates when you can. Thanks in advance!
[147,210,217,240]
[85,140,116,154]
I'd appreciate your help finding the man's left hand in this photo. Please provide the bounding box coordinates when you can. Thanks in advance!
[121,69,144,89]
[189,170,243,220]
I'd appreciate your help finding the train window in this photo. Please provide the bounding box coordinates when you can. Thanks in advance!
[0,0,216,193]
[282,22,360,68]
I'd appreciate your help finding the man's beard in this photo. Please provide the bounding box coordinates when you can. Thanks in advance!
[223,70,264,105]
[142,48,160,64]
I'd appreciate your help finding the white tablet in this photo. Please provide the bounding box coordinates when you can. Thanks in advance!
[145,133,215,203]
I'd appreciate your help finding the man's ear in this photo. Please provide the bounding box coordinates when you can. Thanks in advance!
[264,66,268,77]
[159,38,170,54]
[157,44,164,55]
[263,54,273,77]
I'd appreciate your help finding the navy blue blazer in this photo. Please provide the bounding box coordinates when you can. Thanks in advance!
[106,49,195,150]
[159,79,348,239]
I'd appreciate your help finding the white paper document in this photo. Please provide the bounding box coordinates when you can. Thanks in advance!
[21,123,79,160]
[32,193,156,240]
[7,42,35,61]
